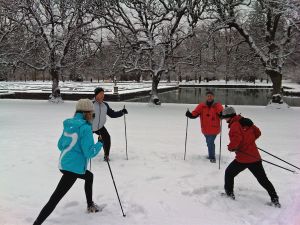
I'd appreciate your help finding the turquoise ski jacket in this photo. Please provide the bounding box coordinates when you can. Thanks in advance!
[57,113,102,174]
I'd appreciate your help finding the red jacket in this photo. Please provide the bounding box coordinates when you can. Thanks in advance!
[227,115,261,163]
[191,102,223,135]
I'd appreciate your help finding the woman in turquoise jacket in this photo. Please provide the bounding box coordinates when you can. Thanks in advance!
[33,99,103,225]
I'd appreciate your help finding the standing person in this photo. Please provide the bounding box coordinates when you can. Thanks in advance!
[92,87,128,161]
[185,90,223,163]
[220,106,280,207]
[33,99,103,225]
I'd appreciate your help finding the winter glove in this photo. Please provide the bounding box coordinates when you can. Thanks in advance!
[185,110,192,118]
[122,108,128,114]
[218,112,223,118]
[186,110,197,119]
[98,135,103,143]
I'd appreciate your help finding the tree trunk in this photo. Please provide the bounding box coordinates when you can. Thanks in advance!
[150,75,161,105]
[266,70,283,103]
[33,70,37,81]
[42,70,45,82]
[11,66,16,81]
[50,68,60,98]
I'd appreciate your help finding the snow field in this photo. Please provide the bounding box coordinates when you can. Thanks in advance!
[1,99,300,225]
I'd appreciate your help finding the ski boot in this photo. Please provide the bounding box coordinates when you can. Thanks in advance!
[221,191,235,200]
[87,202,100,213]
[270,197,281,208]
[210,158,216,163]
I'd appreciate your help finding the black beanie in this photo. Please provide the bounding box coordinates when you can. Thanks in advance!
[94,87,104,96]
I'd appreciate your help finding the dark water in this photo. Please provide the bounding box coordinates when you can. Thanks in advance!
[127,87,300,106]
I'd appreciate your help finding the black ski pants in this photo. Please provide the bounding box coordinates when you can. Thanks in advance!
[224,160,278,200]
[33,170,94,225]
[94,126,111,157]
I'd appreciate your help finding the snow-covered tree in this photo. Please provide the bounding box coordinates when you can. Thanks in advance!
[91,0,207,104]
[0,1,24,80]
[178,26,266,82]
[2,0,102,101]
[208,0,300,103]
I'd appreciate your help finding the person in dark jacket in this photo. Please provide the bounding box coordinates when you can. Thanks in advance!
[186,90,223,163]
[221,106,280,207]
[33,99,103,225]
[92,87,128,161]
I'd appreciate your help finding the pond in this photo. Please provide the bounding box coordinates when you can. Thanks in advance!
[127,87,300,107]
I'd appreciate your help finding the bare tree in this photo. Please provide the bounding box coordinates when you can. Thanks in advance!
[2,0,102,101]
[208,0,300,103]
[168,25,262,83]
[0,1,24,80]
[90,0,207,104]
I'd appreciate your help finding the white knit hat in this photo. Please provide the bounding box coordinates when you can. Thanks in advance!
[76,99,94,112]
[221,106,236,118]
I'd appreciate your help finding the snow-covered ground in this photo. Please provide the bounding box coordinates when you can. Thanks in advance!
[1,99,300,225]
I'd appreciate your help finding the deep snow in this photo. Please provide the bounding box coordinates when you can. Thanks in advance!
[1,99,300,225]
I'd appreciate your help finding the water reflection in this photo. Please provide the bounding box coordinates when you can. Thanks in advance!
[127,87,300,107]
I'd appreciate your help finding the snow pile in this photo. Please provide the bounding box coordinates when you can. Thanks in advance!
[0,100,300,225]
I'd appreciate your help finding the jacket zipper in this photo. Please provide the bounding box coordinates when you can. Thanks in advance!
[97,102,101,130]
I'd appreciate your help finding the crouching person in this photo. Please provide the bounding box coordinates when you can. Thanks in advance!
[221,106,280,207]
[33,99,103,225]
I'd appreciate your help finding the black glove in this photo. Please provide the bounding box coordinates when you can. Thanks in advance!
[218,112,223,118]
[122,108,128,114]
[98,135,103,143]
[185,110,193,118]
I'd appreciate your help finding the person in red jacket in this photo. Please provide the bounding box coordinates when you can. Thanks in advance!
[221,106,280,207]
[186,91,223,163]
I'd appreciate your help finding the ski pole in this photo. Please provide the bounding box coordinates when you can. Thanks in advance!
[123,105,128,160]
[236,150,296,173]
[106,160,126,217]
[184,108,189,160]
[258,147,300,171]
[218,120,222,170]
